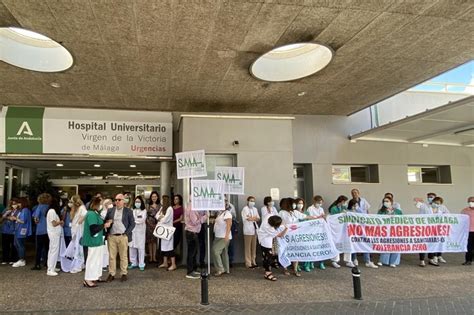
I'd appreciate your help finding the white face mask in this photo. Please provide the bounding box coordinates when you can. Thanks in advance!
[342,202,348,208]
[107,204,113,209]
[314,203,322,208]
[470,202,474,208]
[268,201,274,207]
[292,203,296,210]
[11,204,18,209]
[134,202,142,209]
[432,203,440,208]
[296,204,304,210]
[124,198,130,204]
[248,201,255,208]
[427,197,434,203]
[383,202,391,208]
[68,202,74,208]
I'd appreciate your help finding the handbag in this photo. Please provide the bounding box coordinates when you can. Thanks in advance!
[153,224,176,241]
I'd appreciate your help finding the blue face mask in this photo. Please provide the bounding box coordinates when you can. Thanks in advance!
[427,197,434,203]
[134,202,142,209]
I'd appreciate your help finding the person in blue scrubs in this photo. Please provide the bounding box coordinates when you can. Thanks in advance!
[31,193,53,270]
[12,197,32,267]
[1,200,18,264]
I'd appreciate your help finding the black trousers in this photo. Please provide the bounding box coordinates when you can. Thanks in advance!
[2,233,18,263]
[186,231,199,274]
[173,225,183,252]
[261,246,277,272]
[466,232,474,262]
[35,234,50,266]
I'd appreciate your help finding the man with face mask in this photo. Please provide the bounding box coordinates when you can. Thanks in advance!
[241,196,260,268]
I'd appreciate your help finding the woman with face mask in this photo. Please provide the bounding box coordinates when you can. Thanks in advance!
[11,198,32,268]
[329,196,356,268]
[377,196,403,268]
[128,196,147,271]
[82,197,111,287]
[241,196,260,269]
[430,197,449,264]
[261,196,278,223]
[461,196,474,266]
[60,195,87,273]
[279,197,307,277]
[305,195,341,270]
[1,199,19,265]
[46,198,64,276]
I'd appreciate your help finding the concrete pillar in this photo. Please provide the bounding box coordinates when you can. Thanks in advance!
[7,167,13,202]
[0,161,5,205]
[160,161,170,197]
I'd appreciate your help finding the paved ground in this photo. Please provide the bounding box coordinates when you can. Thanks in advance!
[0,253,473,314]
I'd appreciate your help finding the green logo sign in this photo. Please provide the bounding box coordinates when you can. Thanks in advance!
[193,186,222,199]
[6,107,44,153]
[216,172,241,184]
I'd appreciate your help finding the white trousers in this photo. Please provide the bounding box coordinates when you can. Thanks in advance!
[47,234,61,272]
[85,245,105,281]
[129,247,145,268]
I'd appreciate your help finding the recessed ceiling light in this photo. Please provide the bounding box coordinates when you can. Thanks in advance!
[93,164,101,168]
[87,174,92,176]
[130,165,136,168]
[350,140,357,143]
[113,174,118,177]
[80,171,86,175]
[0,27,74,72]
[137,172,142,175]
[422,144,429,148]
[50,82,61,88]
[297,92,306,96]
[56,163,64,167]
[250,42,333,82]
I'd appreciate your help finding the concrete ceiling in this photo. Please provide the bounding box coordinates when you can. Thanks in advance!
[350,95,474,147]
[0,0,473,115]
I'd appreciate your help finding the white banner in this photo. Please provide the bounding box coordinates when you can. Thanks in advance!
[176,150,207,179]
[215,166,245,195]
[328,213,469,254]
[278,219,339,268]
[42,107,172,156]
[191,180,225,211]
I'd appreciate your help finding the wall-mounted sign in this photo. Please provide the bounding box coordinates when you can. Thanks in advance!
[0,106,172,157]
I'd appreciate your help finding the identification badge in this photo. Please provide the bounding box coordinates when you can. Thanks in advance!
[69,223,72,228]
[20,228,27,236]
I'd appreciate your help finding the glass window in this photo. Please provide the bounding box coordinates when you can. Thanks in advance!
[332,165,378,183]
[407,166,451,184]
[350,166,369,183]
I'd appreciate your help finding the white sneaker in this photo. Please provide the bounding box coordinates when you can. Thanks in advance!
[55,268,61,272]
[331,261,341,269]
[377,262,383,266]
[433,256,438,263]
[419,260,426,267]
[185,273,200,279]
[12,260,26,268]
[47,270,58,276]
[429,259,440,266]
[1,262,7,265]
[389,264,396,268]
[345,261,355,268]
[70,268,81,274]
[353,259,359,266]
[438,256,447,263]
[365,262,378,269]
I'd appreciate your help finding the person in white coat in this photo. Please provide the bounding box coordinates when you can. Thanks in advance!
[261,196,279,223]
[46,200,64,276]
[415,195,450,267]
[61,195,87,273]
[241,196,260,268]
[100,198,113,271]
[129,196,147,271]
[279,197,307,277]
[156,195,176,271]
